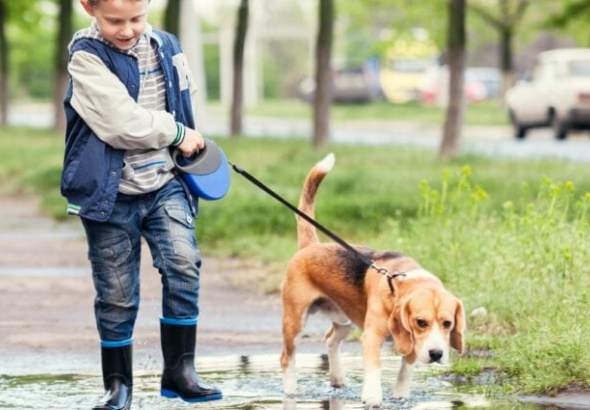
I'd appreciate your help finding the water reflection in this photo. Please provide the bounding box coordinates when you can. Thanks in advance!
[0,353,551,409]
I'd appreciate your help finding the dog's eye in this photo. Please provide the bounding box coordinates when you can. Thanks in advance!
[442,320,453,329]
[416,319,428,329]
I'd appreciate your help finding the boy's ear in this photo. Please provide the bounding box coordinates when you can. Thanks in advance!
[80,0,96,17]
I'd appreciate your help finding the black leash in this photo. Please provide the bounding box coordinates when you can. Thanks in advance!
[228,162,406,292]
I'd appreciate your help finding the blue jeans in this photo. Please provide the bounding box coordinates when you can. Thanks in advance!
[81,178,201,343]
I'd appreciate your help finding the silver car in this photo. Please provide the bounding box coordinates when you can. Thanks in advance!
[506,48,590,139]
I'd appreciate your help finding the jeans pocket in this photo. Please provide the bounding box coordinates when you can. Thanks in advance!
[164,204,195,230]
[163,204,199,268]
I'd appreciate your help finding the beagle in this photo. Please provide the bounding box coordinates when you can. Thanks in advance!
[280,154,465,406]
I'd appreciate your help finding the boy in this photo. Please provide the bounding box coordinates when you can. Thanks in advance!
[61,1,222,408]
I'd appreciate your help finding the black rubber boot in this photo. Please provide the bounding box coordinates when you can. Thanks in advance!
[92,344,132,410]
[160,322,222,402]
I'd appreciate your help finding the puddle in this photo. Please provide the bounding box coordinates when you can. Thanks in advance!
[0,353,559,409]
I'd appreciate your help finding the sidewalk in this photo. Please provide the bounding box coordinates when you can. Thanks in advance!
[0,195,335,376]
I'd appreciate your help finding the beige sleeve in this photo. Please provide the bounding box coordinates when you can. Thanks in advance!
[69,51,180,150]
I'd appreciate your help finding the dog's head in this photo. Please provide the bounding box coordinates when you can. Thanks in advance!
[388,287,465,365]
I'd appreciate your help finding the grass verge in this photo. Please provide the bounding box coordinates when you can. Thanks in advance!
[1,126,589,395]
[239,99,509,126]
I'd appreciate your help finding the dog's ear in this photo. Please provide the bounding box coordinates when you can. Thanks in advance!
[388,300,413,356]
[451,298,466,353]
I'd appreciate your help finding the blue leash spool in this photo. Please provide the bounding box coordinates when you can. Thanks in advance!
[173,139,230,201]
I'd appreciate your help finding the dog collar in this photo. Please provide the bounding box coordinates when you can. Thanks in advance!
[370,262,407,294]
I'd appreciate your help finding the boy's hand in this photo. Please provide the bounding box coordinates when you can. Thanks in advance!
[177,128,205,157]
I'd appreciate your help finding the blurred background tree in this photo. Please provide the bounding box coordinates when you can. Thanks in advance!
[230,0,249,137]
[0,0,8,125]
[469,0,530,97]
[53,0,73,133]
[440,0,466,160]
[0,0,43,126]
[163,0,180,36]
[313,0,334,147]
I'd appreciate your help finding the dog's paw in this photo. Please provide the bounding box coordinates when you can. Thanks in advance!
[283,383,297,396]
[392,385,410,399]
[283,376,297,395]
[361,388,382,407]
[330,373,346,388]
[361,396,382,408]
[362,370,382,407]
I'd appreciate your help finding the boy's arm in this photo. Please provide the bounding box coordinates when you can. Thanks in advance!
[69,51,182,150]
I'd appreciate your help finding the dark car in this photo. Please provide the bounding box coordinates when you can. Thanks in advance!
[298,62,382,104]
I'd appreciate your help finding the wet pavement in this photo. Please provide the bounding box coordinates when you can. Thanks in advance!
[0,353,539,410]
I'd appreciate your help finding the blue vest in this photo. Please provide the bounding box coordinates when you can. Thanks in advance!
[61,30,195,222]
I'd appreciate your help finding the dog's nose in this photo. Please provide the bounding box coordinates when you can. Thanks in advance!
[429,349,443,362]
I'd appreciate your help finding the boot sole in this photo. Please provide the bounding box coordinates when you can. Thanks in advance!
[161,388,222,402]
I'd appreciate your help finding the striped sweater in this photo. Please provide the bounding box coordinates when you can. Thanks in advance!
[120,33,175,194]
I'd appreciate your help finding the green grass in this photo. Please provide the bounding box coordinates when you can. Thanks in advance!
[1,125,590,396]
[0,127,66,216]
[406,169,590,395]
[238,99,509,126]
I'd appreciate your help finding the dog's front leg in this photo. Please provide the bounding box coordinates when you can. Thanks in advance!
[360,329,386,407]
[392,356,414,398]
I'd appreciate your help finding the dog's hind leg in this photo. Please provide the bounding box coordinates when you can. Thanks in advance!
[281,289,313,395]
[325,322,352,387]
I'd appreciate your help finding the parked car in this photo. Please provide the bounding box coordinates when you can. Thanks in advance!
[505,48,590,139]
[378,36,439,104]
[420,66,502,105]
[298,62,382,104]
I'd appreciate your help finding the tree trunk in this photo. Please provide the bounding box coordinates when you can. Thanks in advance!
[53,0,73,133]
[230,0,248,137]
[313,0,334,148]
[439,0,466,160]
[500,27,514,96]
[0,0,8,126]
[469,0,528,99]
[164,0,181,37]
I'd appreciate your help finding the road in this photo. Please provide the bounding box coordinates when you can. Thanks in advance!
[9,102,590,163]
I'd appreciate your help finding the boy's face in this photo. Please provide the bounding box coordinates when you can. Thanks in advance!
[80,0,149,51]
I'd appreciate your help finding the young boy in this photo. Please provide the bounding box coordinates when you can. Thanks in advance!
[61,1,222,408]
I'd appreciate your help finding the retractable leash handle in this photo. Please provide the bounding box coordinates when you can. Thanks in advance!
[173,139,231,201]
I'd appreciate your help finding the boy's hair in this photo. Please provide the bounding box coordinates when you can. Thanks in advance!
[87,0,149,7]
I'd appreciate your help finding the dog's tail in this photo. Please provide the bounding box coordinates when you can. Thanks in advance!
[297,153,335,249]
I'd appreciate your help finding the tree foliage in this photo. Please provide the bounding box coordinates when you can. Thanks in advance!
[4,0,55,100]
[338,0,446,66]
[544,0,590,46]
